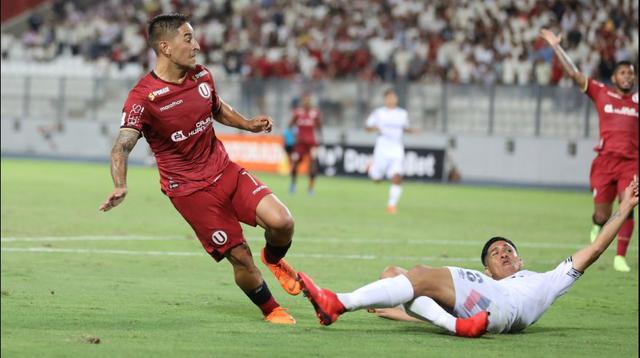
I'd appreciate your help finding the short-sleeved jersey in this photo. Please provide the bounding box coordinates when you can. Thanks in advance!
[291,107,320,145]
[449,257,582,333]
[366,106,409,157]
[584,78,638,159]
[121,64,227,197]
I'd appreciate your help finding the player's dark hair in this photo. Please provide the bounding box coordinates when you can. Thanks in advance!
[481,236,518,266]
[613,60,634,73]
[148,13,189,53]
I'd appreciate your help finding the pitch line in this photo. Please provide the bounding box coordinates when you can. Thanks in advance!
[1,247,568,264]
[1,235,636,251]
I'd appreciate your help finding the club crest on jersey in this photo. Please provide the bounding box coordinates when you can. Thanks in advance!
[148,87,170,101]
[211,230,228,246]
[192,70,208,81]
[198,83,211,99]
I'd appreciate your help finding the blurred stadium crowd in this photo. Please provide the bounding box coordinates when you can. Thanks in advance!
[1,0,638,85]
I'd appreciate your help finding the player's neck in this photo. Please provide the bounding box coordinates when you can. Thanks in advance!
[153,60,189,84]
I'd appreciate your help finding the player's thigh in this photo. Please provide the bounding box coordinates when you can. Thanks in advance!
[590,156,617,204]
[369,154,390,181]
[254,193,294,231]
[385,156,404,180]
[406,266,455,308]
[170,187,244,262]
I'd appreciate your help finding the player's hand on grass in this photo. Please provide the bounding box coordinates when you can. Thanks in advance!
[539,29,561,47]
[621,175,639,209]
[247,115,273,133]
[99,187,128,212]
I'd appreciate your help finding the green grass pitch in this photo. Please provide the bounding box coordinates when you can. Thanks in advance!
[1,158,638,357]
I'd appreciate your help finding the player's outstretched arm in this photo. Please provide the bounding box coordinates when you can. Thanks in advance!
[539,29,587,90]
[572,176,639,272]
[215,99,272,133]
[99,129,140,212]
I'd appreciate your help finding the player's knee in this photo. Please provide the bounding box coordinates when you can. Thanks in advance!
[269,209,295,233]
[592,211,610,226]
[380,265,407,279]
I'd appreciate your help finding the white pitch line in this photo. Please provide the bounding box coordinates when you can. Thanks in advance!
[1,235,636,251]
[0,246,564,264]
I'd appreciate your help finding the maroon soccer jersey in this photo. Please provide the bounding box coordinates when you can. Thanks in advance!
[584,78,639,159]
[121,64,228,197]
[291,107,320,145]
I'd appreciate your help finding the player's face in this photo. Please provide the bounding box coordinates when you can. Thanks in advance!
[612,65,635,93]
[484,241,522,280]
[167,23,200,70]
[384,92,398,108]
[302,95,312,107]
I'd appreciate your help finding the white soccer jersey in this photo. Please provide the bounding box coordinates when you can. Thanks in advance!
[448,257,582,333]
[366,106,409,158]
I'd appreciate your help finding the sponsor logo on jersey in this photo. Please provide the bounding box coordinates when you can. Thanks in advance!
[127,104,144,126]
[148,86,170,101]
[211,230,228,245]
[192,70,208,81]
[198,83,211,99]
[603,104,638,117]
[170,116,213,142]
[159,99,184,112]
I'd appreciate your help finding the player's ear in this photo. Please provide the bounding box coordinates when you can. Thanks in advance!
[159,40,171,56]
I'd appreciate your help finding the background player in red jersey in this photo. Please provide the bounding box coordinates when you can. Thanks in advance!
[540,29,638,272]
[98,14,301,324]
[288,93,322,195]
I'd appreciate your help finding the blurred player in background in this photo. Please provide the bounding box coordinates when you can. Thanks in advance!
[298,177,639,337]
[99,14,301,324]
[365,89,418,214]
[283,125,296,167]
[288,93,322,195]
[540,29,638,272]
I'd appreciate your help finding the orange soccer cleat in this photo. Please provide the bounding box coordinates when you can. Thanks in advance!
[264,307,296,324]
[386,205,397,214]
[298,272,345,326]
[455,311,489,338]
[261,248,302,295]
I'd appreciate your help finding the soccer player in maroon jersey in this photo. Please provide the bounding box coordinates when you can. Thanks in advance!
[98,14,301,324]
[288,93,322,195]
[540,29,638,272]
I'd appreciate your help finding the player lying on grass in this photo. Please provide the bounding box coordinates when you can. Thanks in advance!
[297,176,639,337]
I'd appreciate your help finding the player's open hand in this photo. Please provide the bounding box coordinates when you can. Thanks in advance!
[621,175,639,209]
[539,29,561,47]
[99,187,128,212]
[247,115,273,133]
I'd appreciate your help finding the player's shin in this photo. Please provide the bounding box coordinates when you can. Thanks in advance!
[616,216,634,257]
[404,296,456,333]
[337,275,415,311]
[388,184,402,207]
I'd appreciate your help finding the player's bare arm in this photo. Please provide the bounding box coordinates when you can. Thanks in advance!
[571,176,639,272]
[539,29,587,90]
[99,129,141,212]
[215,99,273,133]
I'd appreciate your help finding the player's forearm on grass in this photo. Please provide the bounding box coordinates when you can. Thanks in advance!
[216,101,250,130]
[572,204,634,272]
[110,129,140,188]
[552,44,587,89]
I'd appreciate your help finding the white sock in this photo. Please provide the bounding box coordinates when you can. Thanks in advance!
[337,275,414,311]
[404,296,457,333]
[388,184,402,207]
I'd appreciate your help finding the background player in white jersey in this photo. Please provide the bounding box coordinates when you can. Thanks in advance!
[297,177,638,337]
[365,89,418,214]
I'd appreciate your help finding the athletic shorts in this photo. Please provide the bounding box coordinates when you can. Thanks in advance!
[293,142,317,159]
[368,151,404,181]
[169,162,272,262]
[590,154,638,204]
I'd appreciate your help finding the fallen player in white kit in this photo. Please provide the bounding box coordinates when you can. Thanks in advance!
[297,176,639,337]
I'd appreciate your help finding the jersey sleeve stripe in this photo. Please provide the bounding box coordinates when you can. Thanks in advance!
[581,77,589,93]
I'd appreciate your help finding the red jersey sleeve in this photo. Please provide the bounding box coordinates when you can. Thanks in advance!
[584,78,606,102]
[121,91,149,133]
[204,67,222,115]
